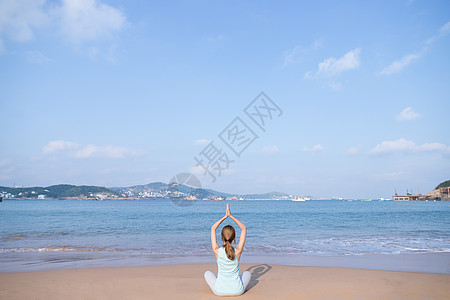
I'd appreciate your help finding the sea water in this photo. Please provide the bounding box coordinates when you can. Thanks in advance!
[1,200,449,272]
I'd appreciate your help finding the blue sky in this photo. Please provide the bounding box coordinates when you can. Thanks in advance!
[0,0,449,198]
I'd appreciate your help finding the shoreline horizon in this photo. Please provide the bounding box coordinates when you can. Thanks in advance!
[3,198,450,203]
[2,252,449,274]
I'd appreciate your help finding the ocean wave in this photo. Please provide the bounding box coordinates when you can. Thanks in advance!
[0,232,71,243]
[0,247,209,255]
[1,245,449,256]
[1,235,449,256]
[1,246,128,253]
[0,234,29,242]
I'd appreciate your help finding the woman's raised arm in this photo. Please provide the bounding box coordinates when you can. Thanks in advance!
[227,204,247,260]
[211,211,227,259]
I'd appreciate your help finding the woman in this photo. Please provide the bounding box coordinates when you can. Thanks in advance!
[204,204,252,296]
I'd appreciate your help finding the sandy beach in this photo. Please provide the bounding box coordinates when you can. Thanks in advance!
[1,264,449,300]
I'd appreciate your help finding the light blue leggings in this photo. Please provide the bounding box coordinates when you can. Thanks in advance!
[204,270,251,296]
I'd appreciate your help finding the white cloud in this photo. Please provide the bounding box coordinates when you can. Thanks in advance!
[283,39,322,68]
[368,138,415,155]
[0,0,49,42]
[0,0,126,56]
[42,140,80,154]
[42,140,143,159]
[193,139,211,146]
[303,144,323,152]
[283,45,305,67]
[396,107,421,121]
[26,50,52,64]
[368,138,450,156]
[426,22,450,44]
[380,21,450,75]
[305,48,361,78]
[416,142,447,152]
[57,0,127,43]
[439,21,450,35]
[261,145,280,154]
[380,53,420,75]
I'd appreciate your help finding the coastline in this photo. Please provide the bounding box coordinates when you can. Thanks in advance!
[2,252,449,274]
[1,263,449,300]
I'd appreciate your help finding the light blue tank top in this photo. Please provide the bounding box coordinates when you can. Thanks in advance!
[214,247,244,295]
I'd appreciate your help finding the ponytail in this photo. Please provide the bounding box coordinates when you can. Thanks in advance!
[224,240,235,260]
[221,225,236,260]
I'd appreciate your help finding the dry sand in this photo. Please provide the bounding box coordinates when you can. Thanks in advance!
[1,264,449,300]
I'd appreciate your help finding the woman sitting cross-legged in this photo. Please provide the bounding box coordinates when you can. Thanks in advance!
[204,204,251,296]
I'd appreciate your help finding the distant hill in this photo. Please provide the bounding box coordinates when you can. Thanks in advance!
[1,182,293,200]
[110,182,291,200]
[0,184,118,199]
[436,180,450,189]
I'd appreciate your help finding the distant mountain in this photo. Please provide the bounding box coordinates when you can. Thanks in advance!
[436,180,450,189]
[1,182,292,200]
[110,182,291,200]
[110,182,168,198]
[0,184,118,199]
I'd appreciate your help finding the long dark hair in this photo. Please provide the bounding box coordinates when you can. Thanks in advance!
[221,225,236,260]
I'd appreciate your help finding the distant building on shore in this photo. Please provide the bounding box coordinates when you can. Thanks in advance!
[422,186,450,201]
[393,186,450,201]
[393,194,418,201]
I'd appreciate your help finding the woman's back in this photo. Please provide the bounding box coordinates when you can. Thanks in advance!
[215,247,244,294]
[205,204,251,296]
